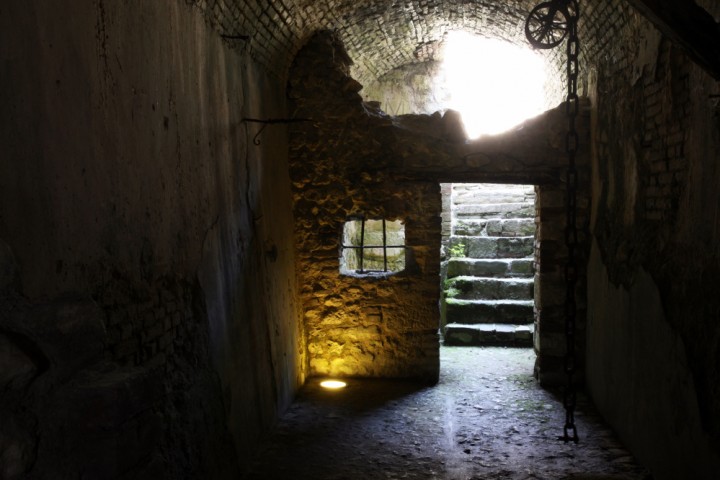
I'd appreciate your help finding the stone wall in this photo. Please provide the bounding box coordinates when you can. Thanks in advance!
[0,2,302,478]
[585,3,720,478]
[288,32,442,381]
[288,31,591,386]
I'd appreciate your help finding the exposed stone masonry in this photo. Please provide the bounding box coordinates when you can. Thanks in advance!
[288,31,591,386]
[442,184,536,347]
[288,32,442,381]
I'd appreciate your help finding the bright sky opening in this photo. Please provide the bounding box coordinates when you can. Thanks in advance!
[442,32,546,139]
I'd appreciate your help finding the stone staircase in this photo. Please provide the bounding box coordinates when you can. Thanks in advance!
[441,184,536,347]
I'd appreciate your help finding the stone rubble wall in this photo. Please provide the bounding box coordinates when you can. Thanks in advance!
[289,31,591,385]
[288,32,442,381]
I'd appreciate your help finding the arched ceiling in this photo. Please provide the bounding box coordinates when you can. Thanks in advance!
[192,1,720,90]
[191,0,561,86]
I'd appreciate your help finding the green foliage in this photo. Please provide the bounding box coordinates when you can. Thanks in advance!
[448,242,465,258]
[444,287,461,298]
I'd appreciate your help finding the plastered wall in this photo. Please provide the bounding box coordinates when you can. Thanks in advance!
[586,4,720,478]
[0,1,301,478]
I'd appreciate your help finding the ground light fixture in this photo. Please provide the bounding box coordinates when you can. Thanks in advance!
[319,379,347,390]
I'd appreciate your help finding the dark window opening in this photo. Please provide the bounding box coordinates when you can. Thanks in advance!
[340,218,405,275]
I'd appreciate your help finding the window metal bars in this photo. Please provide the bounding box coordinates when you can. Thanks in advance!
[342,218,405,273]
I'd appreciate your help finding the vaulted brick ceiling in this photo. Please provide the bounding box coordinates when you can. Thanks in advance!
[191,0,638,87]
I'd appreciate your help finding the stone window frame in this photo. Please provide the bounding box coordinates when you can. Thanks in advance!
[340,216,406,276]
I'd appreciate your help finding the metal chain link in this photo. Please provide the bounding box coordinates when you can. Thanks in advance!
[524,0,580,443]
[562,1,580,444]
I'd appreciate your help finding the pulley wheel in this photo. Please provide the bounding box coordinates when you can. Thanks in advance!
[525,1,569,49]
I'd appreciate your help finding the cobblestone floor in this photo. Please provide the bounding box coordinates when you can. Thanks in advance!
[245,347,652,479]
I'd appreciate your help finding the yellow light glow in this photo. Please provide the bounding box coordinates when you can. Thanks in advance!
[442,32,546,139]
[320,380,347,389]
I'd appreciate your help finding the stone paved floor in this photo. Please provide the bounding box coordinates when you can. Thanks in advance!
[244,347,652,479]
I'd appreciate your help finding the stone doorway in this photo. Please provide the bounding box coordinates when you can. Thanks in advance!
[440,183,537,348]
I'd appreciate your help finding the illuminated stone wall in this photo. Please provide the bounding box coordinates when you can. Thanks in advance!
[288,31,592,384]
[288,32,442,381]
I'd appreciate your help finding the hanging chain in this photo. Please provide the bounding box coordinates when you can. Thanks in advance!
[525,0,581,443]
[562,1,580,444]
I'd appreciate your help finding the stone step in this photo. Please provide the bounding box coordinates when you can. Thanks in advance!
[452,184,534,201]
[446,258,534,278]
[455,203,535,219]
[443,323,534,347]
[452,191,533,206]
[453,218,535,237]
[450,236,534,259]
[444,276,534,301]
[445,299,534,324]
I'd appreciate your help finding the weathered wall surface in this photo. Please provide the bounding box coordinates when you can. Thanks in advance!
[586,3,720,478]
[361,61,448,116]
[288,31,591,385]
[0,1,301,478]
[288,32,442,381]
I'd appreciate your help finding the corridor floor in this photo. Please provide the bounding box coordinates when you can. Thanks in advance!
[244,347,651,479]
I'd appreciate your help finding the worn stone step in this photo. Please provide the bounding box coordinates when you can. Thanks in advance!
[446,258,534,278]
[453,184,534,201]
[452,220,487,236]
[485,218,535,237]
[445,299,534,324]
[453,191,533,205]
[443,323,534,347]
[450,236,534,259]
[455,203,535,219]
[453,218,535,237]
[444,276,534,301]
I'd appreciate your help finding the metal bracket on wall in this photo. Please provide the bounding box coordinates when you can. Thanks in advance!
[242,118,313,145]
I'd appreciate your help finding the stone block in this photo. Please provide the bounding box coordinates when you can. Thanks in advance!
[445,299,534,324]
[465,237,499,258]
[444,323,533,347]
[446,259,509,278]
[496,236,534,258]
[453,220,486,236]
[455,203,534,218]
[508,259,534,276]
[445,276,534,301]
[486,219,535,237]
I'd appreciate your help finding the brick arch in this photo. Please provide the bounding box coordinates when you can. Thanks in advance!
[188,0,637,90]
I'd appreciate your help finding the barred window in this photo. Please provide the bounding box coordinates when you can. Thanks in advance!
[340,218,406,276]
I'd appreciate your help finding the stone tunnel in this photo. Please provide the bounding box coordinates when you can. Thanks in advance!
[1,0,719,478]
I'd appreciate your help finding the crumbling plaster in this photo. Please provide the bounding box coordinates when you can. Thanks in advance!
[0,1,301,478]
[587,7,720,478]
